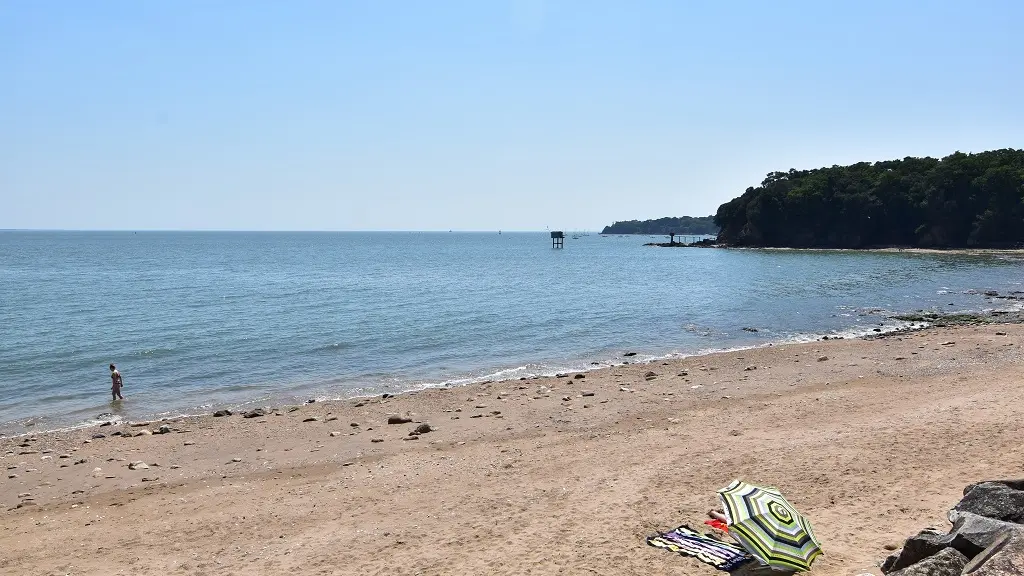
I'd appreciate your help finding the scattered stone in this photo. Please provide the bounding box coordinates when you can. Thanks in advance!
[183,441,195,446]
[213,409,232,417]
[170,465,181,469]
[302,417,319,423]
[387,414,413,425]
[99,421,112,427]
[562,396,571,401]
[243,408,266,419]
[91,434,105,439]
[403,436,419,441]
[330,431,341,437]
[74,458,87,465]
[941,341,956,346]
[729,430,742,436]
[59,454,70,459]
[18,450,39,455]
[817,356,828,362]
[157,425,171,434]
[128,461,149,470]
[371,438,384,443]
[7,474,17,479]
[490,411,501,415]
[325,416,338,422]
[742,327,758,332]
[141,477,159,482]
[353,401,367,407]
[574,374,585,379]
[231,457,242,463]
[288,406,300,412]
[474,404,488,409]
[895,356,907,360]
[984,290,999,296]
[995,332,1007,336]
[581,391,595,397]
[413,423,433,434]
[342,462,354,467]
[744,365,757,371]
[136,430,152,436]
[555,373,568,378]
[469,414,483,419]
[623,352,637,357]
[619,387,632,392]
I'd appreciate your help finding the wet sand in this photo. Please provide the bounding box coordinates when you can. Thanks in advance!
[1,324,1022,575]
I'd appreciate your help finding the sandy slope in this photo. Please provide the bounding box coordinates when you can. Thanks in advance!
[1,325,1022,576]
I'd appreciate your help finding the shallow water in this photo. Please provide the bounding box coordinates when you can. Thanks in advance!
[1,231,1021,433]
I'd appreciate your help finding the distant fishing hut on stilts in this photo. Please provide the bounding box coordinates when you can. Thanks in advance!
[551,231,564,248]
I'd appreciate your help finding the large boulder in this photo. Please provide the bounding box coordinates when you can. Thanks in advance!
[888,547,968,576]
[949,511,1024,552]
[963,528,1024,576]
[954,483,1024,523]
[964,480,1024,497]
[884,530,955,573]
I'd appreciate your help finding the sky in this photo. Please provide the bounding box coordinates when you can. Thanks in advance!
[2,1,1023,231]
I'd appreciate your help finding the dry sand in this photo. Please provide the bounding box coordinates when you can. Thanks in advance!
[2,324,1022,576]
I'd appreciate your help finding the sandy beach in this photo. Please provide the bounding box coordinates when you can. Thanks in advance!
[1,324,1022,576]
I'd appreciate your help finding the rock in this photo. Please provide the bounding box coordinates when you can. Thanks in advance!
[91,434,106,439]
[817,356,828,362]
[136,430,152,436]
[302,417,319,423]
[7,474,17,479]
[954,482,1024,523]
[381,393,393,399]
[353,401,366,407]
[231,457,242,463]
[948,511,1024,554]
[413,423,432,434]
[623,352,637,357]
[742,327,759,332]
[942,341,955,346]
[99,421,112,427]
[403,436,419,441]
[555,373,568,378]
[74,458,87,465]
[996,332,1008,336]
[141,477,159,482]
[744,365,757,371]
[157,425,171,434]
[18,450,39,455]
[884,543,900,551]
[581,390,595,397]
[963,528,1024,576]
[183,441,195,446]
[574,374,585,379]
[963,480,1024,495]
[729,430,742,436]
[213,409,232,417]
[329,431,341,437]
[371,438,384,443]
[562,396,571,401]
[984,290,1000,296]
[888,547,968,576]
[349,422,359,427]
[128,461,149,470]
[325,416,338,422]
[644,371,657,378]
[243,408,266,419]
[387,414,412,425]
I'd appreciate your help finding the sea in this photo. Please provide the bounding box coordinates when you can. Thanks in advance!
[1,231,1022,435]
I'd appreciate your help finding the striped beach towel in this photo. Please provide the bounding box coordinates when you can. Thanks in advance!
[647,524,752,571]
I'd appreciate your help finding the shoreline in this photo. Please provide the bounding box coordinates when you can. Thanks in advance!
[2,322,1022,575]
[1,317,939,439]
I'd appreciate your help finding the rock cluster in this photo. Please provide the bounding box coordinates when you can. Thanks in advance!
[882,480,1024,576]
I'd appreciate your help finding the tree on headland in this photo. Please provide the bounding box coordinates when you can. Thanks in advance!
[601,216,718,235]
[713,149,1024,248]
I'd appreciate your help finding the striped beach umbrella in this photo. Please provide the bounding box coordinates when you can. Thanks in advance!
[717,480,822,572]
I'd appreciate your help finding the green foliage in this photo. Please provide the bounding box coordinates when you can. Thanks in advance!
[713,149,1024,248]
[602,215,718,235]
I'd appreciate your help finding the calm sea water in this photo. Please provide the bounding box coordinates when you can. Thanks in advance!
[1,231,1022,434]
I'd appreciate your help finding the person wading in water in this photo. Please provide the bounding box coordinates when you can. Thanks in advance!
[109,364,124,400]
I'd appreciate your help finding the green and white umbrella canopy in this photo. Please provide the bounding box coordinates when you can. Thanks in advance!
[717,480,822,572]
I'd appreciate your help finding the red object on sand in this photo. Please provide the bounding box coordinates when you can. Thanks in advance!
[704,519,729,532]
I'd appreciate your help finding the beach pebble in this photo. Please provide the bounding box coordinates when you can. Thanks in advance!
[18,450,39,455]
[574,374,585,379]
[325,416,338,422]
[141,477,159,482]
[213,409,232,417]
[157,425,171,434]
[623,352,637,357]
[403,436,419,441]
[817,356,829,362]
[387,414,412,424]
[942,341,956,346]
[83,439,91,444]
[475,404,488,409]
[413,423,433,434]
[183,441,195,446]
[302,417,319,423]
[330,431,341,437]
[170,464,181,469]
[619,387,632,392]
[470,414,483,419]
[17,492,30,498]
[996,331,1007,336]
[562,396,571,401]
[91,434,105,439]
[729,430,742,436]
[581,391,595,397]
[74,459,87,465]
[7,474,17,479]
[744,365,757,371]
[128,461,149,470]
[353,401,366,407]
[231,457,242,463]
[243,408,266,419]
[136,430,152,436]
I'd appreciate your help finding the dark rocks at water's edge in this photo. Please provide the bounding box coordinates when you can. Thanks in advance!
[889,310,1024,329]
[643,238,720,248]
[881,479,1024,575]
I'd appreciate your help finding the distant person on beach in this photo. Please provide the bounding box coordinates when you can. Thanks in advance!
[109,364,124,400]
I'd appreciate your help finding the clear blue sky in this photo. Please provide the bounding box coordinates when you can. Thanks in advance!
[2,0,1022,231]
